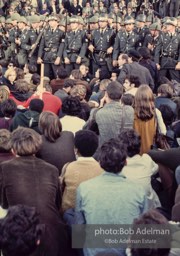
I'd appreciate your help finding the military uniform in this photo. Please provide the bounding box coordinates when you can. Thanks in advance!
[134,14,151,48]
[154,19,180,82]
[38,17,64,79]
[12,16,29,68]
[22,15,41,65]
[145,22,162,60]
[90,27,115,74]
[113,30,139,60]
[63,17,88,75]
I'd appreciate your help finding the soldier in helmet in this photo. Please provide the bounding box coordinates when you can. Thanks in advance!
[37,16,65,79]
[135,14,150,48]
[21,15,43,66]
[155,18,180,82]
[63,16,88,75]
[15,16,29,68]
[113,16,139,67]
[146,22,162,60]
[88,14,115,75]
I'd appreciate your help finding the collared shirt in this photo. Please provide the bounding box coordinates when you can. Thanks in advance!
[75,172,149,256]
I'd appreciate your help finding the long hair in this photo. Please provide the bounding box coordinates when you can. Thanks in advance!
[38,111,62,142]
[134,84,155,121]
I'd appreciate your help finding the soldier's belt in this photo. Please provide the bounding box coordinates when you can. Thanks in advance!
[66,49,79,53]
[162,53,178,59]
[44,47,58,52]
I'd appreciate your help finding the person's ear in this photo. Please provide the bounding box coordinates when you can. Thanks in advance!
[36,239,41,246]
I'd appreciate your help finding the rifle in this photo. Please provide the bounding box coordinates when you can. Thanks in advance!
[28,16,48,58]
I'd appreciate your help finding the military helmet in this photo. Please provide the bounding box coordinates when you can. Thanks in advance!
[69,16,79,23]
[124,16,135,25]
[136,14,146,23]
[89,16,98,24]
[5,18,13,24]
[146,15,153,23]
[48,16,59,22]
[112,16,122,24]
[108,13,115,19]
[165,17,177,26]
[78,16,84,25]
[149,22,161,31]
[40,15,46,21]
[59,20,66,27]
[17,16,27,24]
[98,14,108,22]
[30,15,41,23]
[11,13,21,21]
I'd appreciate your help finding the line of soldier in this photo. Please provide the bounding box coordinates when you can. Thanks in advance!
[0,12,179,82]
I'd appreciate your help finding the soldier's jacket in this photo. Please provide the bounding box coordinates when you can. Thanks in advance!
[38,27,64,62]
[21,29,39,53]
[113,30,139,60]
[16,28,29,52]
[154,32,180,64]
[8,27,18,44]
[134,26,150,47]
[91,27,115,52]
[63,29,88,62]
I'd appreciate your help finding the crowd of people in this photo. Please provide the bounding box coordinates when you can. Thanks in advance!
[0,0,179,255]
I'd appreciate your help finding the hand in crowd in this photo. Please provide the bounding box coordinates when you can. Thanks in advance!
[175,62,180,70]
[54,57,61,65]
[37,57,43,64]
[64,57,70,64]
[76,56,81,64]
[88,44,94,52]
[113,60,118,67]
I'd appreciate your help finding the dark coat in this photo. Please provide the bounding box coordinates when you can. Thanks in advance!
[10,110,41,133]
[36,132,76,175]
[0,156,68,256]
[172,185,180,222]
[118,61,155,91]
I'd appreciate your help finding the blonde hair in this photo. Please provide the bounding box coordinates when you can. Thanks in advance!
[134,84,155,121]
[4,69,17,80]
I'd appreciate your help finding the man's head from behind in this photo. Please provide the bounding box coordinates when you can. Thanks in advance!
[0,204,43,256]
[99,138,127,174]
[118,129,141,157]
[105,81,123,102]
[74,130,98,157]
[29,99,44,113]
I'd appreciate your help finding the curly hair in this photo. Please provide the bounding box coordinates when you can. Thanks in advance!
[118,129,141,157]
[131,209,170,256]
[62,96,82,116]
[0,204,43,256]
[99,138,127,174]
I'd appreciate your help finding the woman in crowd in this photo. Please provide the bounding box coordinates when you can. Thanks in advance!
[2,68,17,92]
[0,127,69,256]
[37,111,75,175]
[133,84,166,155]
